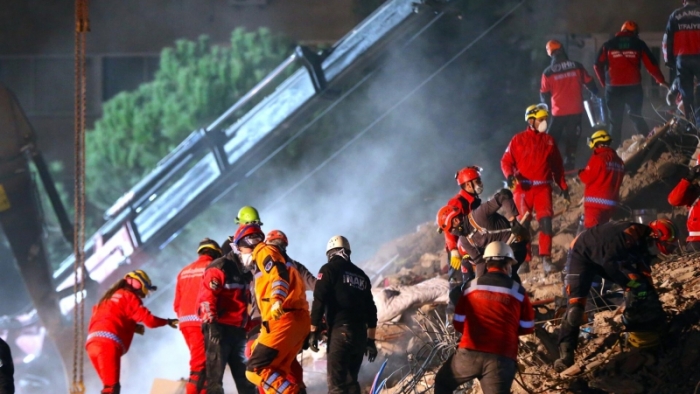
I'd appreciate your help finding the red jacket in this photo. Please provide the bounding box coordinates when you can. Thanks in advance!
[500,127,567,191]
[174,254,214,328]
[444,190,480,251]
[453,268,534,360]
[540,54,598,116]
[86,288,168,354]
[664,4,700,67]
[668,178,700,242]
[594,31,666,88]
[579,146,624,208]
[197,254,254,327]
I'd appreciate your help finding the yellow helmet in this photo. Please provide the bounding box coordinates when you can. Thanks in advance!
[524,104,549,122]
[124,269,157,296]
[588,130,612,149]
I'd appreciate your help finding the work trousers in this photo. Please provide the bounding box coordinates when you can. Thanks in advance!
[246,338,306,393]
[86,339,122,394]
[605,84,648,145]
[203,323,256,394]
[181,325,206,394]
[246,310,310,394]
[549,114,582,170]
[327,324,367,394]
[677,55,700,126]
[434,348,516,394]
[583,205,616,229]
[514,184,553,256]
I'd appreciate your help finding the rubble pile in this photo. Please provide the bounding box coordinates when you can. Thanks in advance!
[359,128,700,393]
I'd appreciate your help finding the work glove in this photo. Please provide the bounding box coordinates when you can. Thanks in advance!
[207,322,222,345]
[365,338,378,362]
[510,220,528,242]
[167,319,179,329]
[134,324,145,335]
[270,301,285,320]
[306,330,321,352]
[449,250,462,271]
[506,175,517,189]
[561,189,571,204]
[687,165,700,181]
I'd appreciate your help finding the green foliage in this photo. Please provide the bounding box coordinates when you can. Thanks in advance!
[86,28,292,209]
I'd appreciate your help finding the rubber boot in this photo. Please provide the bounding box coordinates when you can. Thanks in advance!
[553,343,575,372]
[517,261,531,275]
[542,256,556,276]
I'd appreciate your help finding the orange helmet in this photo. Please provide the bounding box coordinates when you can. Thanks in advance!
[233,224,265,247]
[436,205,462,233]
[266,229,289,248]
[649,219,677,255]
[546,40,562,57]
[455,166,482,186]
[621,20,639,34]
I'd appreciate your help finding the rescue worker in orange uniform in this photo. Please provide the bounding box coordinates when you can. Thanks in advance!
[444,166,483,273]
[86,270,178,394]
[668,164,700,251]
[501,104,569,274]
[173,238,223,394]
[578,130,625,230]
[236,224,309,394]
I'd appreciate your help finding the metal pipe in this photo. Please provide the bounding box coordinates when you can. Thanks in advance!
[206,53,298,132]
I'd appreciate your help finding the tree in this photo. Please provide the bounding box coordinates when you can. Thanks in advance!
[86,28,292,210]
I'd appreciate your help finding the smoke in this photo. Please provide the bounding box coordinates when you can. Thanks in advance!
[89,2,543,392]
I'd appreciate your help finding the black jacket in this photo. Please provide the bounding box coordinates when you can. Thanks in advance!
[311,255,378,330]
[0,338,13,394]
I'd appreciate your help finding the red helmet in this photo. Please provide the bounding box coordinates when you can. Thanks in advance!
[436,205,462,233]
[266,229,288,248]
[649,219,677,254]
[546,40,562,57]
[621,20,639,34]
[233,224,265,247]
[455,166,482,186]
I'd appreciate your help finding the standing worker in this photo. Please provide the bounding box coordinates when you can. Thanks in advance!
[501,104,570,274]
[594,21,669,144]
[540,39,600,170]
[443,167,483,273]
[0,337,13,394]
[578,130,625,230]
[668,165,700,251]
[554,220,675,371]
[237,224,309,394]
[173,238,223,393]
[307,236,378,394]
[664,0,700,125]
[434,242,534,394]
[197,232,257,394]
[86,270,178,394]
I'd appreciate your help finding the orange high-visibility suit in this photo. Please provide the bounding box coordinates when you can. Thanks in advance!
[245,243,310,394]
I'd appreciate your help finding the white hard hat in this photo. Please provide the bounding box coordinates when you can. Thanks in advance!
[326,235,351,253]
[483,241,515,262]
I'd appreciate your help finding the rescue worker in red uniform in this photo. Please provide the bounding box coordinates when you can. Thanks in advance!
[434,242,534,394]
[594,21,669,144]
[501,104,569,274]
[443,166,482,273]
[554,220,675,371]
[668,165,700,251]
[664,0,700,125]
[245,229,316,394]
[578,130,625,229]
[237,224,309,394]
[197,234,257,394]
[86,270,178,394]
[173,238,223,394]
[540,39,600,170]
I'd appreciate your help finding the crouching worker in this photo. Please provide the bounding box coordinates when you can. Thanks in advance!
[554,220,675,371]
[435,242,534,394]
[86,270,178,394]
[236,224,310,394]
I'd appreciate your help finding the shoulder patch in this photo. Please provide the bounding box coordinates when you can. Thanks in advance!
[264,261,274,273]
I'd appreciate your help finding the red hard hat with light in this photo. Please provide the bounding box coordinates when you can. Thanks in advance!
[266,229,289,247]
[233,224,265,246]
[546,40,562,57]
[436,205,461,233]
[649,219,677,255]
[455,166,482,186]
[621,20,639,34]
